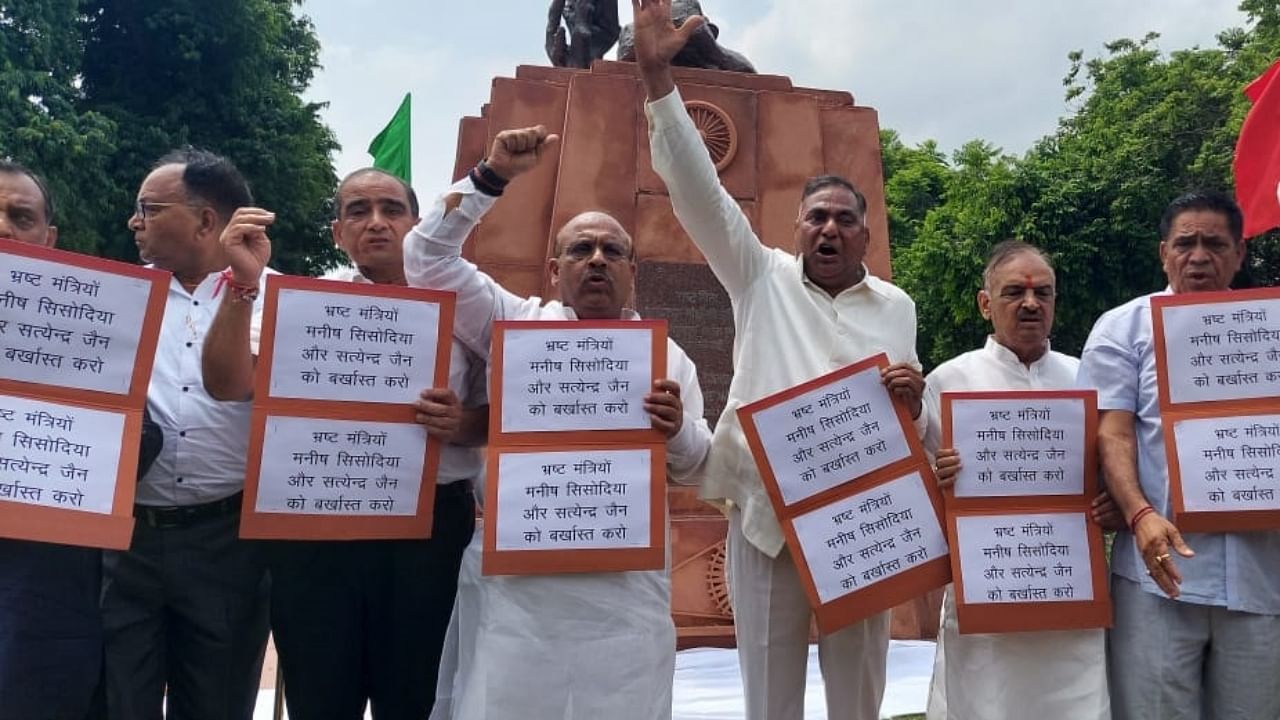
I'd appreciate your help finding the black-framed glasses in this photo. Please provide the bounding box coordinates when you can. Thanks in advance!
[133,200,201,223]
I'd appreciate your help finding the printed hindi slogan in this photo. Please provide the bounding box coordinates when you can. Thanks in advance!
[267,286,440,404]
[1158,294,1280,405]
[789,469,949,606]
[1173,414,1280,512]
[495,323,661,436]
[744,362,914,507]
[947,395,1089,497]
[954,511,1093,605]
[0,392,127,514]
[1,250,160,396]
[493,447,652,552]
[253,415,426,517]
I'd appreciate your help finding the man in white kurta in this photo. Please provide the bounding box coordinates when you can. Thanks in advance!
[922,241,1110,720]
[631,3,927,718]
[402,125,712,720]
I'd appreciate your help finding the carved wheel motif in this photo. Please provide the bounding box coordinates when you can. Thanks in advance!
[706,539,733,617]
[684,100,738,173]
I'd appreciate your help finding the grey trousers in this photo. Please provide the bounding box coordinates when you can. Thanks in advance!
[1109,575,1280,720]
[101,511,269,720]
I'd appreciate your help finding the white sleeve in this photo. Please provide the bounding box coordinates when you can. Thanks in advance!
[403,176,541,360]
[664,341,712,482]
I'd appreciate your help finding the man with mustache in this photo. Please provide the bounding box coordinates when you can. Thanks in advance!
[631,2,926,718]
[102,148,272,720]
[921,240,1117,719]
[1079,191,1280,720]
[201,167,488,719]
[402,127,712,719]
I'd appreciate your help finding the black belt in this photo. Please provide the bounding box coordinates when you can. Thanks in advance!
[135,492,243,530]
[436,480,474,500]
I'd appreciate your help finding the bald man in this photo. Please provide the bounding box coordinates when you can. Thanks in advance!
[403,127,712,720]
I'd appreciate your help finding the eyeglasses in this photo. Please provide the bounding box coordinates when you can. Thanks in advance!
[133,200,202,224]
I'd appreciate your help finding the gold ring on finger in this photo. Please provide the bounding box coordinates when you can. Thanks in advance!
[1155,553,1171,563]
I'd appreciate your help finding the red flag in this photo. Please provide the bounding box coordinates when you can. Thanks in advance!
[1235,59,1280,239]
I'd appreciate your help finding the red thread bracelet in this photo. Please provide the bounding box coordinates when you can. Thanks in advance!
[1128,505,1155,532]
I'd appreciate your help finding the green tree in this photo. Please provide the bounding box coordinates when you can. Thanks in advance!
[73,0,339,274]
[0,1,118,253]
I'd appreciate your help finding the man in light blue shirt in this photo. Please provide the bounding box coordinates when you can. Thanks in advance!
[1078,191,1280,720]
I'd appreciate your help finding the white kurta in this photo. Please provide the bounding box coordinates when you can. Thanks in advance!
[404,177,713,720]
[921,336,1109,720]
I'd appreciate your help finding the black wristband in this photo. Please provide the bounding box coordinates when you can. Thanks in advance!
[471,160,510,197]
[469,167,503,197]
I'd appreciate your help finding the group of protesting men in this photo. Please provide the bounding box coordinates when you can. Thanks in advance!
[0,1,1273,719]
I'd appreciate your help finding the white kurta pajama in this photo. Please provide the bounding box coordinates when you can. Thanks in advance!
[922,336,1109,720]
[647,87,926,720]
[404,176,713,720]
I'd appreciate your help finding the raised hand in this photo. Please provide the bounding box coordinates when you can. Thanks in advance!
[485,125,561,182]
[220,207,274,285]
[630,0,706,98]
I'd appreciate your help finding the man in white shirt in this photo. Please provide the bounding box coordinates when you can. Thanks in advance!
[402,124,712,720]
[100,148,270,720]
[201,167,487,719]
[922,240,1117,720]
[631,2,927,717]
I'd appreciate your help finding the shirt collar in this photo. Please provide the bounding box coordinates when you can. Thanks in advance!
[982,334,1053,370]
[552,301,642,321]
[796,257,883,298]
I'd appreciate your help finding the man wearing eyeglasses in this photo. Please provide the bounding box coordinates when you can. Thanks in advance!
[99,148,272,720]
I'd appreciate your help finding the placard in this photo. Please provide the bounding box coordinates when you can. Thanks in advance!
[947,508,1111,634]
[1154,288,1280,531]
[482,444,666,575]
[240,275,455,540]
[943,392,1096,499]
[0,239,167,548]
[940,389,1111,634]
[489,320,667,443]
[738,353,951,633]
[482,320,672,577]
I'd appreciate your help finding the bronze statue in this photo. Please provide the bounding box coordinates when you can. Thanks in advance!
[546,0,755,74]
[546,0,621,69]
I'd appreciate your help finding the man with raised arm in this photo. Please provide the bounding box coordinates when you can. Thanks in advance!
[631,1,927,718]
[401,126,712,719]
[201,167,488,719]
[1078,191,1280,720]
[922,240,1117,720]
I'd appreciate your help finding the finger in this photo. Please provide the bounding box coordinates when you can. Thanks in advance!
[542,134,561,154]
[643,401,678,420]
[652,379,680,396]
[643,394,679,410]
[676,14,707,39]
[1169,528,1195,558]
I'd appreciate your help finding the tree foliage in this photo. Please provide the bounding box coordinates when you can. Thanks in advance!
[889,1,1280,370]
[0,0,339,274]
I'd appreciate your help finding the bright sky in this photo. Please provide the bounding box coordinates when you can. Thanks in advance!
[301,0,1248,189]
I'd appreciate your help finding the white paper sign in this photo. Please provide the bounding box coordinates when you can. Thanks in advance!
[751,364,912,506]
[949,395,1088,498]
[955,511,1094,605]
[254,415,426,516]
[790,470,948,604]
[1174,414,1280,511]
[0,255,156,395]
[494,447,652,551]
[0,392,125,514]
[268,287,441,403]
[499,325,655,434]
[1159,297,1280,404]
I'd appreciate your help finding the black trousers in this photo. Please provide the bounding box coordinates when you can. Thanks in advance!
[269,481,475,720]
[0,539,102,720]
[101,511,269,720]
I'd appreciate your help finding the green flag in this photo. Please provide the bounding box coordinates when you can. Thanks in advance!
[368,93,412,183]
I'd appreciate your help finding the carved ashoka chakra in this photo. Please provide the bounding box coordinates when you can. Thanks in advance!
[684,100,738,173]
[707,540,733,617]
